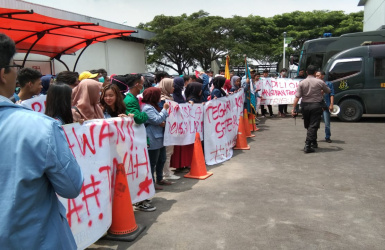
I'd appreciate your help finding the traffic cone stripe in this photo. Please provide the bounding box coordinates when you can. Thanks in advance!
[109,226,138,235]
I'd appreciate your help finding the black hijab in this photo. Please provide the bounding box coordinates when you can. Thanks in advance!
[185,82,203,103]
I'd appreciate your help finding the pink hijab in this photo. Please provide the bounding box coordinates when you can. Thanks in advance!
[158,78,174,101]
[72,79,104,120]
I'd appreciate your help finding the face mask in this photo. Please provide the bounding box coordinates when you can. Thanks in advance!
[98,76,105,83]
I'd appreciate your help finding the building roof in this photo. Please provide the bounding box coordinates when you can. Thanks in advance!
[0,7,135,58]
[1,0,154,40]
[358,0,368,6]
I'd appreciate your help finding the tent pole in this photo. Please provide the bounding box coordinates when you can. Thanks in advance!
[53,55,70,71]
[73,40,92,72]
[22,31,46,68]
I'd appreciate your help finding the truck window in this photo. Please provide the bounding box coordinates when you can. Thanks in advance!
[374,58,385,77]
[328,59,362,81]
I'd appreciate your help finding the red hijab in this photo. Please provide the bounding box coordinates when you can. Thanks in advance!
[142,87,161,112]
[223,79,231,92]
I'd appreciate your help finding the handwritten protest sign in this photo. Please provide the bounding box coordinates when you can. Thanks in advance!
[59,117,154,249]
[20,94,47,113]
[204,89,244,165]
[164,101,204,146]
[260,78,300,105]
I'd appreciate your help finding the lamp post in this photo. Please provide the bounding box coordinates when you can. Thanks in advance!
[283,32,287,69]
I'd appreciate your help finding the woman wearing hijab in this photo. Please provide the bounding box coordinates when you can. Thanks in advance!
[172,77,185,103]
[142,87,172,187]
[223,79,231,93]
[40,74,53,95]
[230,76,241,93]
[185,82,203,104]
[155,78,175,179]
[158,77,174,108]
[169,77,193,174]
[71,79,104,122]
[210,76,227,99]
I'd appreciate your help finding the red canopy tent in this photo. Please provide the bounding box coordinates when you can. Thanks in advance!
[0,7,136,71]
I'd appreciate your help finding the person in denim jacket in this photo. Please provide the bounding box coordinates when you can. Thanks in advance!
[142,87,172,187]
[0,33,83,249]
[316,71,334,143]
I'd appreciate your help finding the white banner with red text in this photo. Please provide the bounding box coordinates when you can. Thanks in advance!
[204,89,244,165]
[20,94,47,113]
[58,117,154,250]
[260,78,301,105]
[163,101,204,146]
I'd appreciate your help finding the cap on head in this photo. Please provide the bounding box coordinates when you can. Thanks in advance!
[79,71,99,81]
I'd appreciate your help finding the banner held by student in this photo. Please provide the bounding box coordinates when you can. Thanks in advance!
[204,89,244,165]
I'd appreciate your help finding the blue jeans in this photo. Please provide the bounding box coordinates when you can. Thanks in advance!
[148,146,166,183]
[323,110,331,139]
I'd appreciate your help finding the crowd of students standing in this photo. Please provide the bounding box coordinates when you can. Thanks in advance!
[11,65,278,212]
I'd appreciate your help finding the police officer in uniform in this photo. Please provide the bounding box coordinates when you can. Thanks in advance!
[291,65,331,153]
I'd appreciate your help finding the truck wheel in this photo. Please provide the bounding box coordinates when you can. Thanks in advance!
[338,99,363,122]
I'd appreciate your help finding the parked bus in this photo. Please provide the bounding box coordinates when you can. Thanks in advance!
[298,30,385,72]
[324,43,385,122]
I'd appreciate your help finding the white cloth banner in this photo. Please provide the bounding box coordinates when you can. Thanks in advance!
[204,89,244,165]
[20,94,47,113]
[260,78,300,105]
[164,101,204,146]
[59,117,154,249]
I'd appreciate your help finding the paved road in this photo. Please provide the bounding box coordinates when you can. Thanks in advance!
[89,112,385,250]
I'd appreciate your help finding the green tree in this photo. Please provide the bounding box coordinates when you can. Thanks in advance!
[138,10,364,73]
[138,14,197,75]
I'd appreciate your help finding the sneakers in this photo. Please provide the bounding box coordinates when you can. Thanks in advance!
[164,174,180,180]
[326,138,332,143]
[134,201,156,212]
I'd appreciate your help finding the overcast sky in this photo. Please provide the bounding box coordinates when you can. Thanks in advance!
[24,0,363,27]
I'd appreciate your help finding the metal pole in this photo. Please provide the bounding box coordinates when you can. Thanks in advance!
[283,32,286,69]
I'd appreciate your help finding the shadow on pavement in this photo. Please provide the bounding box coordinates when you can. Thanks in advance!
[93,197,177,249]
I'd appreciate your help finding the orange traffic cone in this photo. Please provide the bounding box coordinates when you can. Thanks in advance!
[243,109,255,137]
[105,163,146,241]
[234,116,250,150]
[184,133,213,180]
[249,114,260,132]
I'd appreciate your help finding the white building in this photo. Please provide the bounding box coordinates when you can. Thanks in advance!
[358,0,385,31]
[1,0,154,75]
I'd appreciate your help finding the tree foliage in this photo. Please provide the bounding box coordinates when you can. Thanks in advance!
[138,10,363,74]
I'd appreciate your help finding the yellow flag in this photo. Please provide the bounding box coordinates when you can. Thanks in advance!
[225,56,230,80]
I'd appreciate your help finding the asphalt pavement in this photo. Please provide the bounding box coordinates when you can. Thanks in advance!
[89,108,385,250]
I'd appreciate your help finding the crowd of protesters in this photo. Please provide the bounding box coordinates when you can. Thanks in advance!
[0,32,333,248]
